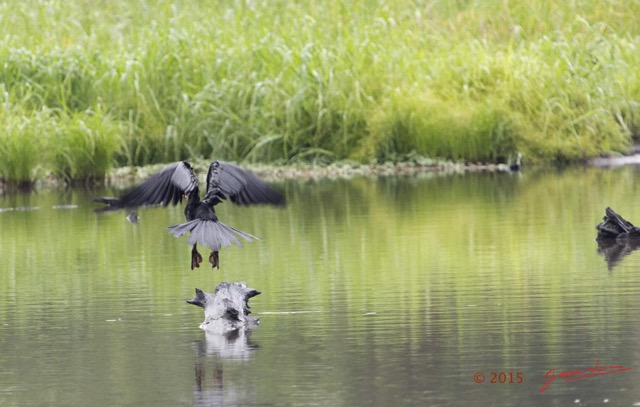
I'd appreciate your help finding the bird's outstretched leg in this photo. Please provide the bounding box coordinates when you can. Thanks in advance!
[191,244,203,270]
[209,251,219,269]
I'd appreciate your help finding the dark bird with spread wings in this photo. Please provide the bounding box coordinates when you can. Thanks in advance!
[94,161,285,269]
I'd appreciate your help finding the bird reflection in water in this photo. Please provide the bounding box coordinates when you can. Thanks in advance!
[193,330,259,406]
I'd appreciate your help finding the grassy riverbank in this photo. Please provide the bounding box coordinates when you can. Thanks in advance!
[1,0,639,185]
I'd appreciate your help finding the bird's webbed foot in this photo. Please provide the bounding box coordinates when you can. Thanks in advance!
[209,251,219,269]
[191,246,203,270]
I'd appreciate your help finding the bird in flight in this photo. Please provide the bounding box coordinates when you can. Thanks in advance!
[95,161,285,269]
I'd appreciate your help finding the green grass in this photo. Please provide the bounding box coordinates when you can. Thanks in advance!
[1,0,640,185]
[48,109,122,184]
[0,105,45,188]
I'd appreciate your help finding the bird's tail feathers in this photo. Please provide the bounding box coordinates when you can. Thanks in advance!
[167,219,258,250]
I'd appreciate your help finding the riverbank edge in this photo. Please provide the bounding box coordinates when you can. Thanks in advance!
[103,158,519,186]
[84,148,640,186]
[4,150,639,193]
[0,158,513,192]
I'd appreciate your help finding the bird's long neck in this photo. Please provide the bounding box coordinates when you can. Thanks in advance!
[184,188,201,220]
[187,188,200,204]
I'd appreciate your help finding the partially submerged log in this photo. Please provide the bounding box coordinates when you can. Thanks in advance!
[596,207,640,270]
[596,207,640,239]
[187,282,261,334]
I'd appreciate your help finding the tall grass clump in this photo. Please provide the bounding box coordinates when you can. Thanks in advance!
[1,0,640,183]
[361,92,518,163]
[47,110,122,184]
[0,103,49,188]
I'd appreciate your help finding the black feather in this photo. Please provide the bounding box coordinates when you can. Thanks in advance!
[203,161,285,207]
[94,162,197,209]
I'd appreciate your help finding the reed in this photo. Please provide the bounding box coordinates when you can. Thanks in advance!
[0,105,46,188]
[0,0,639,184]
[47,109,122,184]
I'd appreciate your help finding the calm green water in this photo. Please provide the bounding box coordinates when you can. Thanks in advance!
[2,167,640,406]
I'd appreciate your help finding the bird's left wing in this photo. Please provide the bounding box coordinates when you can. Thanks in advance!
[95,161,198,209]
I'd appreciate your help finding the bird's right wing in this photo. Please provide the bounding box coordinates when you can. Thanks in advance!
[95,161,198,209]
[203,161,285,207]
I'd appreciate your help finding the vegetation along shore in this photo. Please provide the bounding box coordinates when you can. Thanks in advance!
[1,0,639,187]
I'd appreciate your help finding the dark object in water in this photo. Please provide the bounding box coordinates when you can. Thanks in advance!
[125,210,138,224]
[509,153,523,172]
[95,161,285,269]
[596,207,640,270]
[596,207,640,239]
[187,282,261,334]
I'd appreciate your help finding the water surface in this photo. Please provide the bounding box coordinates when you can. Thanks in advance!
[2,167,640,406]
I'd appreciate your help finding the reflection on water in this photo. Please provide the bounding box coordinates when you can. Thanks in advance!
[2,166,640,406]
[193,331,259,407]
[596,237,640,271]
